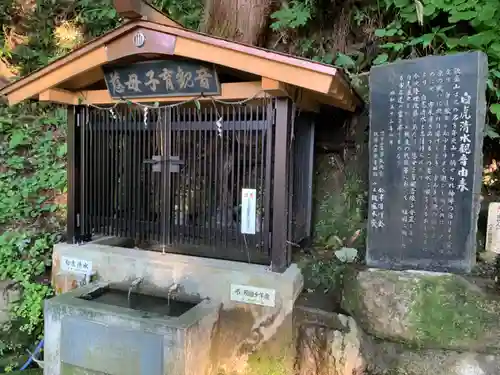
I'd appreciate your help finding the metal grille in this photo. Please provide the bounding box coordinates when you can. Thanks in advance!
[78,99,275,263]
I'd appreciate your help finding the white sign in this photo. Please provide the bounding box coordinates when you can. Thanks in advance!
[486,202,500,254]
[230,284,276,307]
[60,256,93,275]
[241,188,257,234]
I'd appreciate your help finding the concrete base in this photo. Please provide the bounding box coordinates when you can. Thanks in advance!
[50,239,304,374]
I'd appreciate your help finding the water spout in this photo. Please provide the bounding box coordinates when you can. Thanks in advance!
[128,277,144,307]
[167,283,180,307]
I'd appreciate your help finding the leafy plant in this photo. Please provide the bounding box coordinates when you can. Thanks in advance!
[0,0,205,366]
[314,169,367,249]
[270,0,315,31]
[153,0,203,30]
[0,103,66,361]
[371,0,500,134]
[74,0,120,37]
[304,248,359,293]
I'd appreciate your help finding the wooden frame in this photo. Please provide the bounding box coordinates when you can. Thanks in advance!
[0,21,360,111]
[39,81,275,104]
[272,98,294,271]
[39,79,320,112]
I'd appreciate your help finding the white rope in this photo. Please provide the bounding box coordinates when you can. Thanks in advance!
[78,88,293,111]
[79,88,296,138]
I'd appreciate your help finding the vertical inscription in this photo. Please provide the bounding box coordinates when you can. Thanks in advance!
[370,127,386,230]
[367,52,487,273]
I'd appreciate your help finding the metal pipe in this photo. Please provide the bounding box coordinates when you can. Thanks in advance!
[127,277,144,306]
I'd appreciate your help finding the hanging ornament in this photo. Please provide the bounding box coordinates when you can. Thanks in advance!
[216,117,223,138]
[109,108,117,121]
[143,106,149,128]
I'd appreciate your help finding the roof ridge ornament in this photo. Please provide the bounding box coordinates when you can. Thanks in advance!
[113,0,184,28]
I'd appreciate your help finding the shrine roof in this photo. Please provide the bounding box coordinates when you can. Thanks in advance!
[0,17,360,111]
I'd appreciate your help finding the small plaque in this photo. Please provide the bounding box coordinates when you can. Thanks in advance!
[486,202,500,254]
[230,284,276,307]
[60,256,93,275]
[241,188,257,234]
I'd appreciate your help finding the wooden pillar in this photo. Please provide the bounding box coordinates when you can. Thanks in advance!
[66,105,81,243]
[271,98,293,272]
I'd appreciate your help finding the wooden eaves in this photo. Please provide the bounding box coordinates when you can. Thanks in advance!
[0,19,361,112]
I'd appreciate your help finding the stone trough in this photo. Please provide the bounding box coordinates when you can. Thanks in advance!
[45,281,220,375]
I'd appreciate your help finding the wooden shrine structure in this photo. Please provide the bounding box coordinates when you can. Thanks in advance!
[0,0,361,272]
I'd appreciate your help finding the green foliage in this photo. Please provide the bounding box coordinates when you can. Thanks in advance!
[153,0,204,30]
[307,165,365,293]
[8,0,201,74]
[0,105,67,225]
[306,259,343,292]
[74,0,120,37]
[303,249,359,293]
[371,0,500,135]
[410,275,496,348]
[0,103,66,357]
[9,0,120,74]
[270,0,315,31]
[314,169,366,249]
[0,0,203,362]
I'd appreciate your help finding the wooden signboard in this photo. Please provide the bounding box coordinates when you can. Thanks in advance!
[103,60,221,99]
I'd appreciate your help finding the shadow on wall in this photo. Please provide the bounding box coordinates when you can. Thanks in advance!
[311,106,369,250]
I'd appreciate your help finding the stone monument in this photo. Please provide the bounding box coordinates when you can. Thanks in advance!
[367,51,488,273]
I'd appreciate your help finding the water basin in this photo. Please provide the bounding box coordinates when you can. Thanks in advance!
[79,286,197,317]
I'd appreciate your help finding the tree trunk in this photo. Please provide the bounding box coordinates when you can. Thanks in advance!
[201,0,275,46]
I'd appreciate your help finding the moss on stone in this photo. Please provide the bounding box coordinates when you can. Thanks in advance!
[341,266,363,315]
[245,350,290,375]
[342,269,500,351]
[409,275,498,348]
